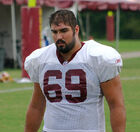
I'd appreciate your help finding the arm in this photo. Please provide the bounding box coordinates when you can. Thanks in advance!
[101,75,126,132]
[24,83,46,132]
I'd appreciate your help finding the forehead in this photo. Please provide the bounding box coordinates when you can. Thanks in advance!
[51,23,71,30]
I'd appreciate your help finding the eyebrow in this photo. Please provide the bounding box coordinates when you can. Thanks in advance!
[51,28,69,33]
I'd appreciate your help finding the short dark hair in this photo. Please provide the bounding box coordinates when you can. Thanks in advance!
[49,9,77,31]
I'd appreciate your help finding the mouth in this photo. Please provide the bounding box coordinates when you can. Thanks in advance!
[57,42,65,46]
[56,40,66,45]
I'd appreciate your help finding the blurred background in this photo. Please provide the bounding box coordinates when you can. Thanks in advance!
[0,0,140,132]
[0,0,140,70]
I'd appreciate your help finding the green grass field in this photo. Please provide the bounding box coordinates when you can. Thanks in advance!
[105,57,140,132]
[98,39,140,52]
[0,40,140,132]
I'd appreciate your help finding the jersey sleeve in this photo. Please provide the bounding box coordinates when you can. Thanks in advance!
[98,48,122,83]
[24,49,41,83]
[87,40,123,83]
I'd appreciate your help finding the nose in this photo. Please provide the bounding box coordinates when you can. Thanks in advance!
[56,32,63,40]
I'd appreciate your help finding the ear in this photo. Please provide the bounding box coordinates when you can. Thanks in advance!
[75,25,79,34]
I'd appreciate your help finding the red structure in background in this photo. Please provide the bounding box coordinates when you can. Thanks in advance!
[106,12,115,41]
[21,7,41,78]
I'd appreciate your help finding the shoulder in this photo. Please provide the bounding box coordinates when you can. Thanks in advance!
[84,40,120,57]
[25,43,56,63]
[84,40,122,66]
[83,40,122,82]
[24,43,56,70]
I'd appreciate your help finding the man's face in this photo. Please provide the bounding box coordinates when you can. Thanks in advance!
[51,23,76,54]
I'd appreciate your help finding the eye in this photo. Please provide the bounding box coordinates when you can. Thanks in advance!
[51,30,57,34]
[60,28,69,33]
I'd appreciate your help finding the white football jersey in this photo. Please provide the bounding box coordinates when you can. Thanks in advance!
[25,40,122,132]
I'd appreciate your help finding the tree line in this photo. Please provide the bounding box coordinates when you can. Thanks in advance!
[78,10,140,40]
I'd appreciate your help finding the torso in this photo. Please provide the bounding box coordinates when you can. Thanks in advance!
[25,40,122,132]
[38,41,105,132]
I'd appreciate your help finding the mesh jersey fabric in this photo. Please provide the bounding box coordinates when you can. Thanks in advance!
[24,40,122,132]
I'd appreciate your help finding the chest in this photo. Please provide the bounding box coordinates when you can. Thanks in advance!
[38,61,101,104]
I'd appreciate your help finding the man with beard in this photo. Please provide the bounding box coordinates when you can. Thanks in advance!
[24,10,126,132]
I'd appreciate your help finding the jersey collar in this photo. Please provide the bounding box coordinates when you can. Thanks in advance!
[56,42,85,65]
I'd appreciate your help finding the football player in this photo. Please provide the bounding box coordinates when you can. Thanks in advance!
[24,9,126,132]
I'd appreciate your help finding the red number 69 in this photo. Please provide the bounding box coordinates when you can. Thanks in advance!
[43,69,87,103]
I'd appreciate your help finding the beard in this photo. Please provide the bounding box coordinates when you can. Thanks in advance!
[56,37,76,54]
